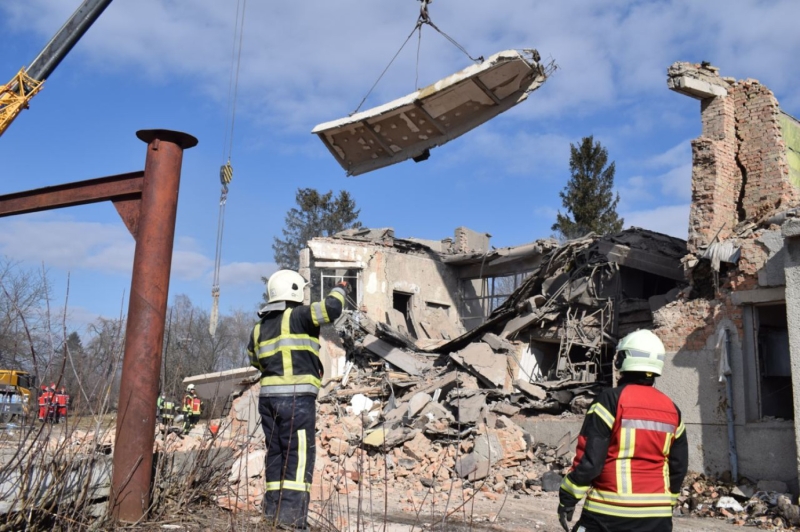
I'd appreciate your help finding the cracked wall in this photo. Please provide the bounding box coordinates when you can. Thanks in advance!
[669,63,800,253]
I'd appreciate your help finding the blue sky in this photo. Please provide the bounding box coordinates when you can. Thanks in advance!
[1,0,799,331]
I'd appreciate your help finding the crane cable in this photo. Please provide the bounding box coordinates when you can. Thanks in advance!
[210,0,247,338]
[352,0,483,115]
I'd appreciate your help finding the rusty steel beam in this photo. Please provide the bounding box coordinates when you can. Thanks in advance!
[110,129,197,522]
[0,171,144,218]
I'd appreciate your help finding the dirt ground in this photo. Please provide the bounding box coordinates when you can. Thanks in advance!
[306,489,749,532]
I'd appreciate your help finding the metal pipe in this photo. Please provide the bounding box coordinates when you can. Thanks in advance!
[25,0,114,81]
[111,129,197,522]
[724,328,739,481]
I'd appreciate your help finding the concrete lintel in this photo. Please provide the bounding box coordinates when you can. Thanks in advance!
[731,287,786,305]
[783,219,800,239]
[670,76,728,99]
[313,261,365,269]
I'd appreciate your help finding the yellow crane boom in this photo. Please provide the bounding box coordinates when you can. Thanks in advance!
[0,0,112,137]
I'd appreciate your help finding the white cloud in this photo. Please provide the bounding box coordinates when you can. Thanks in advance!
[218,261,277,286]
[5,0,800,135]
[438,128,571,177]
[621,140,692,208]
[623,204,690,239]
[0,217,250,283]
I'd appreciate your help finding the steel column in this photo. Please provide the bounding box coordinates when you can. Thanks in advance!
[110,129,197,522]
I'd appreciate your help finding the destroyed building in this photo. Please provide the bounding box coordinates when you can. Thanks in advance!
[646,62,800,487]
[197,61,800,517]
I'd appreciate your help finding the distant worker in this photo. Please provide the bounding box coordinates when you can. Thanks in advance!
[248,270,345,529]
[157,393,165,424]
[55,387,68,423]
[162,396,175,427]
[558,330,689,532]
[182,384,202,432]
[47,383,56,423]
[38,385,47,422]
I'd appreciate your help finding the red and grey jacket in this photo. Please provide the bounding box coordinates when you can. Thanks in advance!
[559,376,688,519]
[247,287,345,397]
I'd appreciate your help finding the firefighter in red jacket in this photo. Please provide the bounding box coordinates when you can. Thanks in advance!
[248,270,345,530]
[38,385,48,422]
[56,387,69,423]
[558,330,689,532]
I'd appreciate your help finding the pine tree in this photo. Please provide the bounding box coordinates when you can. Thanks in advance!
[552,136,623,240]
[271,188,362,271]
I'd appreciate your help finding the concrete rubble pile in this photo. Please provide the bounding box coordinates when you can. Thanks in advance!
[677,473,800,529]
[217,227,690,512]
[324,227,687,415]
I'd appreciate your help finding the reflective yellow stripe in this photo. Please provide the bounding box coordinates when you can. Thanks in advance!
[616,427,635,494]
[330,289,345,305]
[310,302,322,327]
[560,475,590,499]
[588,403,615,429]
[260,374,321,388]
[257,339,320,359]
[675,420,685,438]
[251,322,262,369]
[584,498,673,517]
[588,489,673,505]
[265,480,311,492]
[296,429,307,484]
[670,492,679,506]
[662,430,673,490]
[281,309,293,377]
[320,300,330,323]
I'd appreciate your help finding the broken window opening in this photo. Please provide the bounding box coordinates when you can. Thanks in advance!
[458,272,530,331]
[392,291,418,339]
[312,269,361,311]
[618,266,680,300]
[755,303,793,420]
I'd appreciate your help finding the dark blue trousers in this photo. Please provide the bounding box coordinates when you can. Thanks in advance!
[259,395,316,529]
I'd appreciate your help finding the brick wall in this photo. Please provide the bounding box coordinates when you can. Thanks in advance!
[680,66,799,253]
[734,81,799,221]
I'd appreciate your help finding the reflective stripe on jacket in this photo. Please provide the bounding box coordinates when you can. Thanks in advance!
[559,378,689,520]
[247,287,345,397]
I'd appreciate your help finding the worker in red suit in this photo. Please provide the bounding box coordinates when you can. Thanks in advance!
[558,330,689,532]
[47,383,57,423]
[56,386,68,423]
[38,385,48,422]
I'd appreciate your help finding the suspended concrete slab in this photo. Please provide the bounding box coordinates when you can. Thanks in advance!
[312,49,550,176]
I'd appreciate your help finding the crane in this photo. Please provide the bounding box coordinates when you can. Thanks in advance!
[0,0,113,137]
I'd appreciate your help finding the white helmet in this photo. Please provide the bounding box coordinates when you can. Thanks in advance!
[186,384,195,392]
[615,330,666,375]
[267,270,308,303]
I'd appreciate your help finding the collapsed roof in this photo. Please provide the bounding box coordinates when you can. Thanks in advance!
[312,49,551,176]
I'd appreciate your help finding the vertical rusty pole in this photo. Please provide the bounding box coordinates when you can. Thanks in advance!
[111,129,197,522]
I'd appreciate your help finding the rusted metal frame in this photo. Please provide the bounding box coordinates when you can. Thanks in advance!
[0,171,143,218]
[360,120,395,157]
[108,129,197,523]
[471,77,502,105]
[412,100,446,135]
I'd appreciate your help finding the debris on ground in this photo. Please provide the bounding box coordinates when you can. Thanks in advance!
[677,473,800,529]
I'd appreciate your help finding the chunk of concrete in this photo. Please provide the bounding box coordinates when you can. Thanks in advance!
[541,471,563,492]
[407,392,432,418]
[513,379,547,400]
[362,334,429,376]
[474,431,504,464]
[454,453,491,481]
[451,343,508,389]
[453,392,486,424]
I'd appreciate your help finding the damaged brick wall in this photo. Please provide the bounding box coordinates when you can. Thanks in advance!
[735,80,798,222]
[670,63,800,254]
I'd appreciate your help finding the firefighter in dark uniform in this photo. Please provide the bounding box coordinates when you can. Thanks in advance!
[558,329,689,532]
[248,270,345,530]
